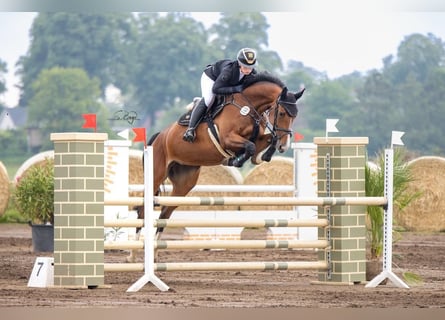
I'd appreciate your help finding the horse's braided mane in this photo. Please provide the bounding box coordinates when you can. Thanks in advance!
[242,71,285,89]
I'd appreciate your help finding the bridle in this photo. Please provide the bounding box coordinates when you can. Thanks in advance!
[226,92,296,147]
[265,98,295,141]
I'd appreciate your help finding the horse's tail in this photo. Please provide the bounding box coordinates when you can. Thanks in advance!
[147,132,160,146]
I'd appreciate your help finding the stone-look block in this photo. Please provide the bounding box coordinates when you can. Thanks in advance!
[51,132,107,288]
[314,137,368,285]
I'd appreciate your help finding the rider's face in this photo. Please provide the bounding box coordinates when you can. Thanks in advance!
[240,65,254,75]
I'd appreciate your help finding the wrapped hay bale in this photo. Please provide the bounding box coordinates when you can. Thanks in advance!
[394,156,445,232]
[177,165,243,211]
[240,156,294,211]
[14,151,54,184]
[128,149,144,197]
[0,161,10,217]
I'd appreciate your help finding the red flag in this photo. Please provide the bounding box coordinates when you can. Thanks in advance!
[82,114,97,132]
[294,132,304,142]
[132,127,146,146]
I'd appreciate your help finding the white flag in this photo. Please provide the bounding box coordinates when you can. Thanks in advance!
[326,119,339,133]
[391,131,405,146]
[117,129,129,140]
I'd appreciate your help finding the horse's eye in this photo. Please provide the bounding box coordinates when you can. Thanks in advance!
[279,112,286,117]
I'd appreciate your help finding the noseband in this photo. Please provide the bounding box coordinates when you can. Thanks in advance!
[227,93,295,149]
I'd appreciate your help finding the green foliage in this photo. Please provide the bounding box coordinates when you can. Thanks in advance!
[13,158,54,225]
[132,13,208,126]
[0,182,26,224]
[402,271,424,286]
[27,67,111,151]
[0,129,28,157]
[0,58,7,96]
[304,79,360,136]
[11,14,445,157]
[0,208,26,223]
[365,148,418,259]
[17,13,137,105]
[208,13,282,72]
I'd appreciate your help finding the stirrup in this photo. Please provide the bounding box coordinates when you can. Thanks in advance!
[183,128,196,143]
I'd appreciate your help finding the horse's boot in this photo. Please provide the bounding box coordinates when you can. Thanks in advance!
[183,98,207,143]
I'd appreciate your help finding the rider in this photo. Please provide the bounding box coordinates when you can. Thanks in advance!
[182,47,258,143]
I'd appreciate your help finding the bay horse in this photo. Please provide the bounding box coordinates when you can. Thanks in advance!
[127,72,304,262]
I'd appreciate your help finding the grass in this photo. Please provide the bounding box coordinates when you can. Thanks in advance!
[1,155,29,224]
[1,189,27,224]
[2,155,29,181]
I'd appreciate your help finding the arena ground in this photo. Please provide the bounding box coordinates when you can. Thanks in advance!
[0,223,444,308]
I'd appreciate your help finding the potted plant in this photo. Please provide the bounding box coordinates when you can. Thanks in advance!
[365,147,418,280]
[14,158,54,252]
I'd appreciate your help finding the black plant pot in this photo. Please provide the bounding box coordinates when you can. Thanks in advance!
[30,223,54,253]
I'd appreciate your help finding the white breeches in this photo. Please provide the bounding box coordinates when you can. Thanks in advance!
[201,73,215,107]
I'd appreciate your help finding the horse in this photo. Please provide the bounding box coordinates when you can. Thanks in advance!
[127,72,304,262]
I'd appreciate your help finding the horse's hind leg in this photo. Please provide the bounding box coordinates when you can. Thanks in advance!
[156,163,201,236]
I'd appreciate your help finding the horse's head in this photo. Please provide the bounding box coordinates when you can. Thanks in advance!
[253,86,305,164]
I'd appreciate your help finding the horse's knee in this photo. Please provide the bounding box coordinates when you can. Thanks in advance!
[228,153,248,167]
[245,142,256,156]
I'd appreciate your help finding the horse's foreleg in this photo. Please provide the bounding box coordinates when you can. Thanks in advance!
[126,227,141,263]
[228,141,256,167]
[126,205,144,263]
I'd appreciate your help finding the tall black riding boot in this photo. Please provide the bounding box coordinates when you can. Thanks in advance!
[183,98,207,143]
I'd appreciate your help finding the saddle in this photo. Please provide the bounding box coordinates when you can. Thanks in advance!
[177,96,260,160]
[177,96,225,126]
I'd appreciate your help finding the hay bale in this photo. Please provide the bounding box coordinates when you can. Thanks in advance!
[240,156,294,211]
[0,161,10,217]
[395,156,445,232]
[177,165,243,211]
[14,151,54,184]
[128,149,144,197]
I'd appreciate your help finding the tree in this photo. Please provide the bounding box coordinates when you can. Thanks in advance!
[131,13,209,131]
[303,79,360,137]
[27,67,110,151]
[0,59,7,108]
[208,13,283,73]
[354,33,445,156]
[17,13,137,106]
[388,33,445,84]
[0,58,7,96]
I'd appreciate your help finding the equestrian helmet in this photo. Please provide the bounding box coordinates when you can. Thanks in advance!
[237,48,257,68]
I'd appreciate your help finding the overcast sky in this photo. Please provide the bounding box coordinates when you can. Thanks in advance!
[1,11,445,107]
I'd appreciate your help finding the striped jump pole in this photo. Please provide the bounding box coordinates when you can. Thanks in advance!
[365,148,409,288]
[105,261,328,273]
[104,218,329,229]
[104,196,386,207]
[105,239,329,250]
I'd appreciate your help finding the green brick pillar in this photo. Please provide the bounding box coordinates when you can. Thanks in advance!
[50,132,108,288]
[314,137,368,284]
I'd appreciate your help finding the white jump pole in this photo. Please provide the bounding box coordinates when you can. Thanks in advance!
[293,142,318,240]
[127,146,170,292]
[366,148,409,288]
[105,196,386,207]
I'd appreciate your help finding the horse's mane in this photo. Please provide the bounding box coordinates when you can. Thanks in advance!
[242,71,285,89]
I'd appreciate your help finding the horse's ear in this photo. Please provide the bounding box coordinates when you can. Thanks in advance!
[294,88,305,101]
[280,87,289,99]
